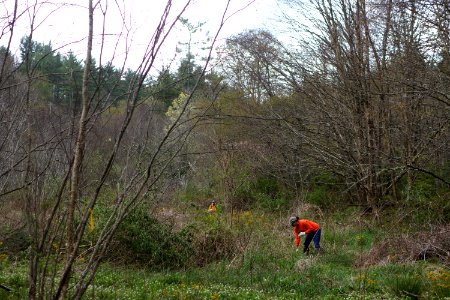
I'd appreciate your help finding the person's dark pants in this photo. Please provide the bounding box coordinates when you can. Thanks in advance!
[303,229,321,253]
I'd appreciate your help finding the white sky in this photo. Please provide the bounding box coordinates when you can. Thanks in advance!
[1,0,281,72]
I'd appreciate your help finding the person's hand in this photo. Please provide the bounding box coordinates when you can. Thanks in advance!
[299,232,306,236]
[296,248,299,252]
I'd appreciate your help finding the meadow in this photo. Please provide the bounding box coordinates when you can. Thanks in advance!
[1,205,449,299]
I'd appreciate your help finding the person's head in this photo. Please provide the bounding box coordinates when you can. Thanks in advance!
[211,201,216,205]
[289,216,299,227]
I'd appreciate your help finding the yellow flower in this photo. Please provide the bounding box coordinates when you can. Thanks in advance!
[427,269,450,291]
[210,293,219,300]
[52,243,59,251]
[89,208,95,232]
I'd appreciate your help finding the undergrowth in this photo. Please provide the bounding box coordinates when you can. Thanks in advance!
[0,206,449,299]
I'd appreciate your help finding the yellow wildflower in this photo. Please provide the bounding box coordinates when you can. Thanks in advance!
[210,293,219,300]
[89,208,95,232]
[52,243,59,251]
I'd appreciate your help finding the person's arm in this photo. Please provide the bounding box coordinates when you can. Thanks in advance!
[294,227,300,248]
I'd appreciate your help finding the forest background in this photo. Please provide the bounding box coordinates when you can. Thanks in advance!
[0,0,449,299]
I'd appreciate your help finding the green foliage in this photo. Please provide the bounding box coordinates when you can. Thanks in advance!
[304,172,341,209]
[176,182,212,204]
[391,272,424,299]
[305,186,330,208]
[398,173,450,224]
[16,36,138,108]
[0,230,30,257]
[254,177,279,196]
[114,208,192,270]
[19,37,67,101]
[0,259,28,300]
[364,265,426,299]
[254,193,289,211]
[99,200,237,270]
[353,230,375,251]
[232,176,291,211]
[153,68,181,110]
[408,173,438,201]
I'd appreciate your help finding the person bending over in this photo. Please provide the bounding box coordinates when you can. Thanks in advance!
[289,216,321,254]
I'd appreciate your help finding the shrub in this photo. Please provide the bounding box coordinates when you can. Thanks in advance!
[305,186,331,209]
[112,207,192,270]
[183,215,237,266]
[0,230,30,257]
[359,224,450,267]
[398,173,449,224]
[302,171,343,210]
[255,193,289,212]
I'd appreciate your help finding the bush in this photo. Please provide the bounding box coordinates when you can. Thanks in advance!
[182,215,237,266]
[304,172,341,209]
[0,230,30,257]
[359,224,450,267]
[232,176,292,211]
[305,187,330,208]
[107,206,240,270]
[112,208,192,270]
[255,193,289,212]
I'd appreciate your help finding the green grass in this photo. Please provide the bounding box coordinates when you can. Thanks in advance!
[0,259,28,300]
[1,209,449,299]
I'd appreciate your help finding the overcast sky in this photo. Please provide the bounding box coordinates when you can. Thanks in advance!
[2,0,280,71]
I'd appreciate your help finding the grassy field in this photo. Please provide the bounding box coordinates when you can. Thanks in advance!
[1,207,449,299]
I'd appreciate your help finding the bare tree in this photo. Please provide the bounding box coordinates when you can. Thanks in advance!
[1,0,233,299]
[215,0,449,209]
[280,0,450,206]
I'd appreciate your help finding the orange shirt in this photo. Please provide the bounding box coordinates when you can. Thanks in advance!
[293,219,320,248]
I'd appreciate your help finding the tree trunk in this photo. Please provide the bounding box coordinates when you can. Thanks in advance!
[57,1,93,298]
